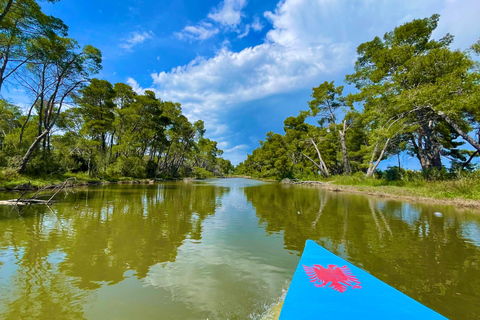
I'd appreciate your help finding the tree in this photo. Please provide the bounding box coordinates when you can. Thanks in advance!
[284,113,330,177]
[0,0,66,91]
[346,14,477,172]
[75,79,115,154]
[17,38,101,173]
[0,99,20,145]
[308,81,353,175]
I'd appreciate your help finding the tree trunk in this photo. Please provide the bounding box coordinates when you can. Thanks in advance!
[18,130,49,173]
[310,138,329,176]
[301,152,328,177]
[366,139,390,177]
[339,120,351,175]
[109,131,115,161]
[0,0,14,23]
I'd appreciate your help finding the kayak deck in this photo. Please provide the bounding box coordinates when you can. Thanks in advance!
[279,240,447,319]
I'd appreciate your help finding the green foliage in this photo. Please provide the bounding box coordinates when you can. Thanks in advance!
[192,167,214,179]
[239,14,480,190]
[0,2,225,184]
[0,167,19,181]
[106,156,145,178]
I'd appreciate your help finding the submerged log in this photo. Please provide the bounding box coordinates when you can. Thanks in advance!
[0,177,76,206]
[0,199,50,206]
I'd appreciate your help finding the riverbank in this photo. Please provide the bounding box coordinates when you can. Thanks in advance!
[236,175,480,209]
[0,172,234,192]
[302,181,480,209]
[0,172,173,192]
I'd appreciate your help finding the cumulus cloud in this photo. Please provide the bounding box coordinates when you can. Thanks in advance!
[133,0,480,164]
[176,0,248,41]
[120,31,154,51]
[208,0,247,28]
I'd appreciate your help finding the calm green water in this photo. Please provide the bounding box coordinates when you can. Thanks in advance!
[0,178,479,319]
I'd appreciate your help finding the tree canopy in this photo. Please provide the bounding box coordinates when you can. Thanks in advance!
[0,0,232,179]
[238,15,480,180]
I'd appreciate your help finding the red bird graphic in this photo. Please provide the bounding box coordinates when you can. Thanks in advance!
[303,264,362,293]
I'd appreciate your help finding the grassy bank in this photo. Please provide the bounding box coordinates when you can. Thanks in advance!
[235,173,480,208]
[291,173,480,209]
[322,174,480,200]
[0,170,161,191]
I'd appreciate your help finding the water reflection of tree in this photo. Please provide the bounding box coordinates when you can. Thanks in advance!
[58,183,228,287]
[0,183,228,319]
[244,185,480,319]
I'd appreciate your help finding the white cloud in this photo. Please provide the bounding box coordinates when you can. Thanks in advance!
[237,25,250,39]
[126,77,143,94]
[175,22,219,41]
[120,31,154,51]
[237,16,265,39]
[135,0,480,164]
[217,141,229,149]
[224,144,248,153]
[250,16,264,32]
[176,0,248,41]
[207,0,247,28]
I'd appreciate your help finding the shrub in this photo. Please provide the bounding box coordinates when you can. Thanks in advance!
[192,167,214,179]
[0,167,19,181]
[106,156,145,178]
[385,166,403,181]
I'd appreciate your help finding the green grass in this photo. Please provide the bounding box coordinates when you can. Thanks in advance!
[319,173,480,200]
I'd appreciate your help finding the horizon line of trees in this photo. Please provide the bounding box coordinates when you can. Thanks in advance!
[236,15,480,180]
[0,0,233,179]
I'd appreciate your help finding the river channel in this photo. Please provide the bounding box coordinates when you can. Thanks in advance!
[0,178,479,319]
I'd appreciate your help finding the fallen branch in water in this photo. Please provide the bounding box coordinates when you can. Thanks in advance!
[0,178,76,206]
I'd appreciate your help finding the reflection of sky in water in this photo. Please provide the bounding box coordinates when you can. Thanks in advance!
[461,222,480,247]
[142,185,295,319]
[46,250,67,265]
[83,179,295,320]
[0,247,24,290]
[398,203,421,226]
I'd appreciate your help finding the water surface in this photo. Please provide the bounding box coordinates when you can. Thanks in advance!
[0,178,479,319]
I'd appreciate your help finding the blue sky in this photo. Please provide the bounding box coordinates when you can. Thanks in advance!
[36,0,480,166]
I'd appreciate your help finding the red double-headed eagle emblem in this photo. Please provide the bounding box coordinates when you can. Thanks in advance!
[303,264,362,293]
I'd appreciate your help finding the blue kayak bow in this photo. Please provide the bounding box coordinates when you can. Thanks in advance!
[279,240,447,319]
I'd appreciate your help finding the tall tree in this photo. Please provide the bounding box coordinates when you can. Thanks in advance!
[75,79,115,154]
[308,81,352,175]
[346,14,476,172]
[17,40,101,173]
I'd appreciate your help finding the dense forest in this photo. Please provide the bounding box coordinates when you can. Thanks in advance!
[236,15,480,181]
[0,0,233,183]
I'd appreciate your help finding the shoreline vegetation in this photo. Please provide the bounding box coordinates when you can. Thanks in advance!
[235,16,480,211]
[4,173,480,210]
[0,172,227,193]
[238,175,480,209]
[0,1,234,188]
